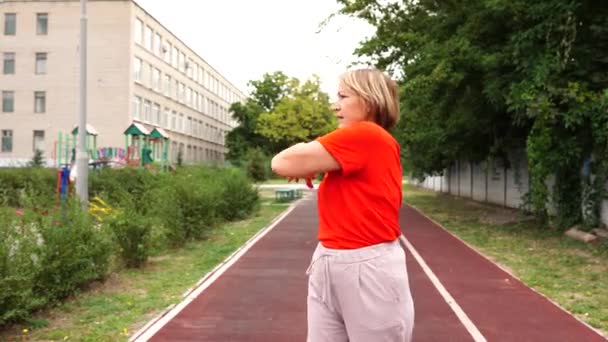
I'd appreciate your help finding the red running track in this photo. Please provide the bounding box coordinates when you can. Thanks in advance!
[135,196,606,342]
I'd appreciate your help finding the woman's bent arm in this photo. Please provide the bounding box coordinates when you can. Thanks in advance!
[271,141,340,178]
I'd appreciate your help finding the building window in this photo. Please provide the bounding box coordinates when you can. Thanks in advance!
[36,13,48,35]
[164,75,171,97]
[34,91,46,113]
[144,26,152,51]
[152,103,160,125]
[1,130,13,152]
[3,53,15,74]
[199,67,204,85]
[33,130,45,152]
[132,96,141,119]
[186,59,193,78]
[172,46,178,68]
[134,18,143,44]
[177,51,183,72]
[152,68,160,91]
[179,52,186,72]
[164,41,172,64]
[178,83,185,103]
[35,53,47,74]
[143,100,151,122]
[142,62,150,87]
[186,87,192,107]
[4,13,16,36]
[133,57,142,82]
[171,111,177,130]
[2,91,14,112]
[154,33,161,56]
[163,108,169,128]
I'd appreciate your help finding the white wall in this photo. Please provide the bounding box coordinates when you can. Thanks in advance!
[409,149,608,226]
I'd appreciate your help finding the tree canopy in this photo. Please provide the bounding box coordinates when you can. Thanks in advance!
[337,0,608,225]
[226,72,336,167]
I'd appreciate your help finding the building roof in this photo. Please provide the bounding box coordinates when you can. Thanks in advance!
[124,122,150,136]
[150,127,170,139]
[72,124,99,136]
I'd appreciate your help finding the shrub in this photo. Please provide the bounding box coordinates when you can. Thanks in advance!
[215,168,260,221]
[0,208,45,325]
[106,207,152,268]
[89,168,158,208]
[33,200,112,302]
[0,164,262,325]
[0,168,56,207]
[159,168,222,246]
[0,200,112,325]
[244,148,270,182]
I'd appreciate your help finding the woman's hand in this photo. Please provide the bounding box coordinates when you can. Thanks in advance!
[287,175,315,189]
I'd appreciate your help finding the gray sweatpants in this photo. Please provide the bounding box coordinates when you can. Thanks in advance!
[306,238,415,342]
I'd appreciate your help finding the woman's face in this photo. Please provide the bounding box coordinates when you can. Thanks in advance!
[333,83,369,128]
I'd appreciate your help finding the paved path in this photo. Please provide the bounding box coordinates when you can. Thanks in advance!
[132,195,607,342]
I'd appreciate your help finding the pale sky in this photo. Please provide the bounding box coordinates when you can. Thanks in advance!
[134,0,375,100]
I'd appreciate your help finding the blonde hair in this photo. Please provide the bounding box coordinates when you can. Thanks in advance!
[339,68,400,130]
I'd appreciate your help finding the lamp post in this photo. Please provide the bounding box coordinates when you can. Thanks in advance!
[76,0,89,205]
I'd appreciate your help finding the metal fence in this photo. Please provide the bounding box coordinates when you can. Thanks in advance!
[408,150,608,226]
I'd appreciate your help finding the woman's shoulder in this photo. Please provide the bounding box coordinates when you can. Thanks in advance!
[350,121,398,145]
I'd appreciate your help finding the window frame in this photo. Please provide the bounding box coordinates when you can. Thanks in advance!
[4,13,16,36]
[34,91,46,113]
[33,130,45,152]
[35,52,47,75]
[2,91,15,113]
[3,52,15,74]
[1,130,13,152]
[36,13,48,35]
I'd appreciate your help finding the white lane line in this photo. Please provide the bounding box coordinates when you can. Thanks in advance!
[403,237,487,342]
[129,202,300,342]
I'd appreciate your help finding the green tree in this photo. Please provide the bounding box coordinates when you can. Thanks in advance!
[248,71,298,112]
[226,72,335,166]
[226,101,268,166]
[244,147,270,182]
[337,0,608,226]
[256,76,336,148]
[29,149,45,168]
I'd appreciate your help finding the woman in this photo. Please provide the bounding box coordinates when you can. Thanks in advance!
[271,68,414,342]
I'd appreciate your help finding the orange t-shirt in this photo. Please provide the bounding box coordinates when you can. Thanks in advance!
[316,121,402,249]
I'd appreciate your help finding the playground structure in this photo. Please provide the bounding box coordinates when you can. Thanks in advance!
[55,124,99,168]
[124,123,170,170]
[52,122,171,204]
[149,127,171,171]
[52,122,171,170]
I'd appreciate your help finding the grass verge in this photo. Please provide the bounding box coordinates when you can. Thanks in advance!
[0,201,289,342]
[403,184,608,335]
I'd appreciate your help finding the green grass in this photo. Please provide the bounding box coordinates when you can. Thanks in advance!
[403,184,608,335]
[0,203,290,342]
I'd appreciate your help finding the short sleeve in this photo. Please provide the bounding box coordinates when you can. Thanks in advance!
[317,122,378,176]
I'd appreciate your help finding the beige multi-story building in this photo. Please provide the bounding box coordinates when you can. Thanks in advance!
[0,0,244,166]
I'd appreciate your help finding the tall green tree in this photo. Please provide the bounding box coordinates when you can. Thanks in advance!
[226,72,293,165]
[226,72,335,166]
[256,76,336,149]
[337,0,608,225]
